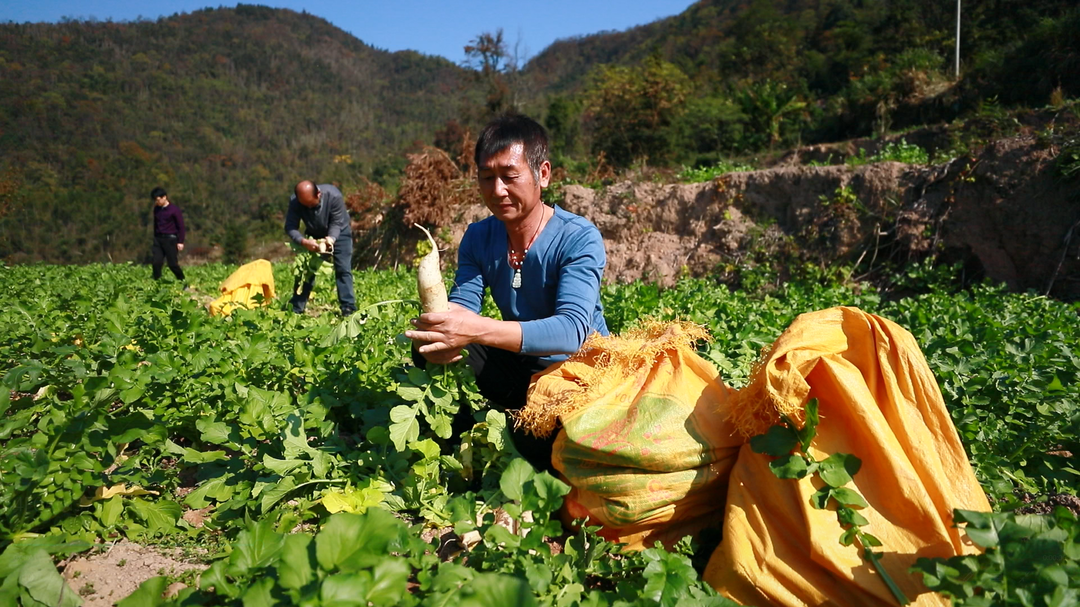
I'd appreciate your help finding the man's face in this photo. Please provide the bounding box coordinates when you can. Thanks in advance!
[154,196,168,207]
[298,187,321,208]
[477,143,550,224]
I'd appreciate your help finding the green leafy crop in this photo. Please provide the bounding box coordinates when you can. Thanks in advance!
[1,261,1078,605]
[911,507,1080,606]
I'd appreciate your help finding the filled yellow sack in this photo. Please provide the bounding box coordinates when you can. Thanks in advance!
[520,321,745,550]
[705,307,991,607]
[209,259,276,317]
[523,307,990,606]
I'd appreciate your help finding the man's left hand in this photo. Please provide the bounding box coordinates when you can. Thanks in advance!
[177,243,185,251]
[405,305,479,355]
[406,304,523,355]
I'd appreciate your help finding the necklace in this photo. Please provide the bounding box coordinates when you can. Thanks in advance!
[507,207,547,289]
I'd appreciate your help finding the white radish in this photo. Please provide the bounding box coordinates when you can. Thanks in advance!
[415,224,449,313]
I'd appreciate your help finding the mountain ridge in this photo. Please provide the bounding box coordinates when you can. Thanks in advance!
[1,1,1077,266]
[0,4,477,262]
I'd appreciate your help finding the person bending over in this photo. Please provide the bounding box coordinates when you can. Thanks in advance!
[284,181,356,316]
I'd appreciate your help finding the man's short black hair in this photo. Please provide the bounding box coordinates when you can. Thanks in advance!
[474,114,549,180]
[150,187,167,200]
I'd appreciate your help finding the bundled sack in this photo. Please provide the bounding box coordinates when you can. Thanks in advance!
[209,259,276,317]
[705,307,991,607]
[519,321,745,550]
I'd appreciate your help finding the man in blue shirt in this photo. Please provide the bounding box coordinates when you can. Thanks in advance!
[284,181,356,316]
[406,114,608,471]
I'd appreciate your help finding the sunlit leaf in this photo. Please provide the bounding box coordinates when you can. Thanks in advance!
[389,405,420,452]
[456,573,538,607]
[18,549,81,607]
[277,534,315,591]
[770,454,810,479]
[117,576,169,607]
[750,424,799,457]
[126,498,181,535]
[641,548,698,607]
[259,476,298,513]
[232,518,285,573]
[818,453,861,488]
[316,511,405,572]
[239,576,275,607]
[100,496,124,526]
[500,459,534,502]
[831,487,869,508]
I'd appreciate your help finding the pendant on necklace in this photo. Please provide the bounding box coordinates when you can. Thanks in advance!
[511,268,522,289]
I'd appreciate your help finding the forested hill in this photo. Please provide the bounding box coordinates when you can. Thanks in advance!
[0,5,477,264]
[523,0,1078,160]
[526,0,1074,99]
[1,1,1077,265]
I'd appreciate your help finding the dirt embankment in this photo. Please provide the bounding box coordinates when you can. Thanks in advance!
[361,129,1079,300]
[547,135,1079,300]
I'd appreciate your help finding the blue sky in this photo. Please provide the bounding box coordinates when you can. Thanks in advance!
[0,1,695,64]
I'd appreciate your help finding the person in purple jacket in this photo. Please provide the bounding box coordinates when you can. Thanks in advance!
[405,114,608,472]
[150,187,186,284]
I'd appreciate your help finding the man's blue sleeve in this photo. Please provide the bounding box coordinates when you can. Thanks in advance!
[519,227,605,355]
[449,229,485,314]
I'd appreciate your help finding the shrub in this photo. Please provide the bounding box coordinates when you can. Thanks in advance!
[847,139,929,166]
[677,160,755,183]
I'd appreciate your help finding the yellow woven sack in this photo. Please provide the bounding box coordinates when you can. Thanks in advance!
[209,259,276,317]
[705,307,991,607]
[519,321,745,550]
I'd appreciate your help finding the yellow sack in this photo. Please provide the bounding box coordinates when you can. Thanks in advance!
[705,307,991,607]
[520,321,745,550]
[209,259,276,317]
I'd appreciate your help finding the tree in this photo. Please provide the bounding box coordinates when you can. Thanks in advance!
[222,220,249,265]
[735,80,807,150]
[582,55,692,167]
[463,29,516,118]
[545,96,582,160]
[672,95,746,160]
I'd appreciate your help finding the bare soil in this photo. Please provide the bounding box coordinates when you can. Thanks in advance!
[383,129,1080,301]
[554,134,1080,300]
[58,516,561,604]
[1013,492,1080,516]
[61,541,204,607]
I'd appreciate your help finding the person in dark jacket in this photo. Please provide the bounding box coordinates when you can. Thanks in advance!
[150,187,186,283]
[284,181,356,316]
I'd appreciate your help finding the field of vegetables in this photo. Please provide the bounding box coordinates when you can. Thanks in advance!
[1,261,1078,606]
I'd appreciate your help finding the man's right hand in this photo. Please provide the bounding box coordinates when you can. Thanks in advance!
[300,238,320,252]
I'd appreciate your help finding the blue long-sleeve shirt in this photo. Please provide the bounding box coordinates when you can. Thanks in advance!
[451,205,608,366]
[284,184,351,244]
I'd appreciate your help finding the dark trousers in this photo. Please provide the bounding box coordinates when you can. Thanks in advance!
[152,234,185,281]
[289,236,356,315]
[413,344,558,473]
